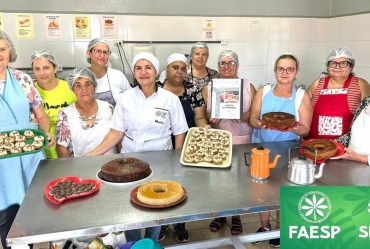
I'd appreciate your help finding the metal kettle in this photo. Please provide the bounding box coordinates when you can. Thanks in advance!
[287,146,325,185]
[244,146,281,180]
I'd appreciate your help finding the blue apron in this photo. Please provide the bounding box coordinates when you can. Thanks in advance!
[252,84,299,143]
[0,68,45,211]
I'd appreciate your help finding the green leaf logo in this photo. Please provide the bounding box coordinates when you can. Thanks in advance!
[298,191,331,223]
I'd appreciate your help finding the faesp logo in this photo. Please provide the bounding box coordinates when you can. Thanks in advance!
[290,191,340,239]
[298,191,331,224]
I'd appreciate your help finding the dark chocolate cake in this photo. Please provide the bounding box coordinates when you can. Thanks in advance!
[98,158,151,183]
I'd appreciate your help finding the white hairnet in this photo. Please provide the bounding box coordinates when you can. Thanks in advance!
[326,47,355,66]
[31,50,58,66]
[67,67,97,90]
[167,53,188,66]
[159,53,188,81]
[132,52,160,74]
[274,53,300,70]
[218,50,239,65]
[86,38,110,64]
[0,30,17,62]
[190,41,209,58]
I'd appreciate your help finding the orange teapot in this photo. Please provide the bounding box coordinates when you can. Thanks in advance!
[244,146,281,180]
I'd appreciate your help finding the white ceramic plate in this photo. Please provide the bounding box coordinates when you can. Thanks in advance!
[96,168,153,187]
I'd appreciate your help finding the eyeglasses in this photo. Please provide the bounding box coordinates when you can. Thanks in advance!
[92,49,111,56]
[218,61,237,68]
[276,67,296,74]
[327,61,351,68]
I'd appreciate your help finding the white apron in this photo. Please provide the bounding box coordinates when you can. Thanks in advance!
[64,100,115,157]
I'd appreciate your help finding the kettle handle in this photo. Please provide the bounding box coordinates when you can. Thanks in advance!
[244,152,251,166]
[289,146,317,164]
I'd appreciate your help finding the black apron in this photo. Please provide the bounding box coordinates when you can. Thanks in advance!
[172,93,195,148]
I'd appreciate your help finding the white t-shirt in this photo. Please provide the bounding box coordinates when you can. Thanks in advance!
[95,67,131,105]
[111,87,189,153]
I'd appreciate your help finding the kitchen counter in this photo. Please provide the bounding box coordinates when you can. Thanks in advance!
[7,140,370,248]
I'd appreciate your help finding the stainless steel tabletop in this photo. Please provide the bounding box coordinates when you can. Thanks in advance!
[7,141,370,246]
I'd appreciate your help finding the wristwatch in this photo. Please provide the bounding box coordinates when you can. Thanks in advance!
[367,155,370,167]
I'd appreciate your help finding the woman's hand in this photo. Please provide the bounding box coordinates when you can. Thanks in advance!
[45,132,55,148]
[332,148,368,165]
[209,118,222,124]
[204,124,211,129]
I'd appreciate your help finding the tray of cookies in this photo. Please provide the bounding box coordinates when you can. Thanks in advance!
[0,129,49,159]
[180,127,232,168]
[44,176,100,204]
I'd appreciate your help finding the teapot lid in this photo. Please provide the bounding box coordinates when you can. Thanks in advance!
[290,154,314,168]
[252,145,270,154]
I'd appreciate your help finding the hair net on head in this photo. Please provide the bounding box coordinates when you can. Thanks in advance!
[218,50,239,65]
[167,53,188,66]
[67,67,97,90]
[31,50,58,66]
[0,30,17,63]
[274,53,300,70]
[190,42,209,58]
[132,52,160,74]
[86,38,110,64]
[326,47,355,66]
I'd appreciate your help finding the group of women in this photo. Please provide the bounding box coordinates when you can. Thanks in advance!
[1,26,370,249]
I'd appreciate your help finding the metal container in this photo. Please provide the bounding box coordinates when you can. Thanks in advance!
[287,146,325,185]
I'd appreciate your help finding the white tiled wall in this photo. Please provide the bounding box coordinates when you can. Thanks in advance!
[3,13,370,89]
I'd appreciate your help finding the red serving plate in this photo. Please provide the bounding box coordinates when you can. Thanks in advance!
[130,186,187,209]
[44,176,100,204]
[260,120,299,132]
[300,140,345,164]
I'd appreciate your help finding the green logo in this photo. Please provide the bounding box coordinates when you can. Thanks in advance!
[298,191,331,223]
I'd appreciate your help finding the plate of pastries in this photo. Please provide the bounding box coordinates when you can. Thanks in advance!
[260,112,299,132]
[44,176,100,204]
[130,180,187,209]
[300,139,345,163]
[0,129,48,159]
[180,127,232,168]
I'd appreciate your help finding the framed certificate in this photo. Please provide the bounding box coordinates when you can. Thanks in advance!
[210,78,243,119]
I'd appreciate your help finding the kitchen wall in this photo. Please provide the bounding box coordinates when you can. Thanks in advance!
[3,11,370,89]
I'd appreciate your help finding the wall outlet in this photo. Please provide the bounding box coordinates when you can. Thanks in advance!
[221,39,227,45]
[57,65,63,72]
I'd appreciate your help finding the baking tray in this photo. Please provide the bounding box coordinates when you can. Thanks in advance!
[0,129,49,159]
[180,127,232,168]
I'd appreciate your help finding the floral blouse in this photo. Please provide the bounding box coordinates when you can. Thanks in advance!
[157,80,205,110]
[336,96,370,147]
[0,68,43,124]
[55,104,113,157]
[185,66,220,91]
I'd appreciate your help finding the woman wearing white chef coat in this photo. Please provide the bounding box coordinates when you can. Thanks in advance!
[87,52,188,241]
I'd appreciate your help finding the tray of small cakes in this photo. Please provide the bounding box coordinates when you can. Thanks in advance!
[44,176,100,204]
[180,127,232,168]
[0,129,48,159]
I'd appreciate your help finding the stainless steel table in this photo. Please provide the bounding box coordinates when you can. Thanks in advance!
[7,141,370,249]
